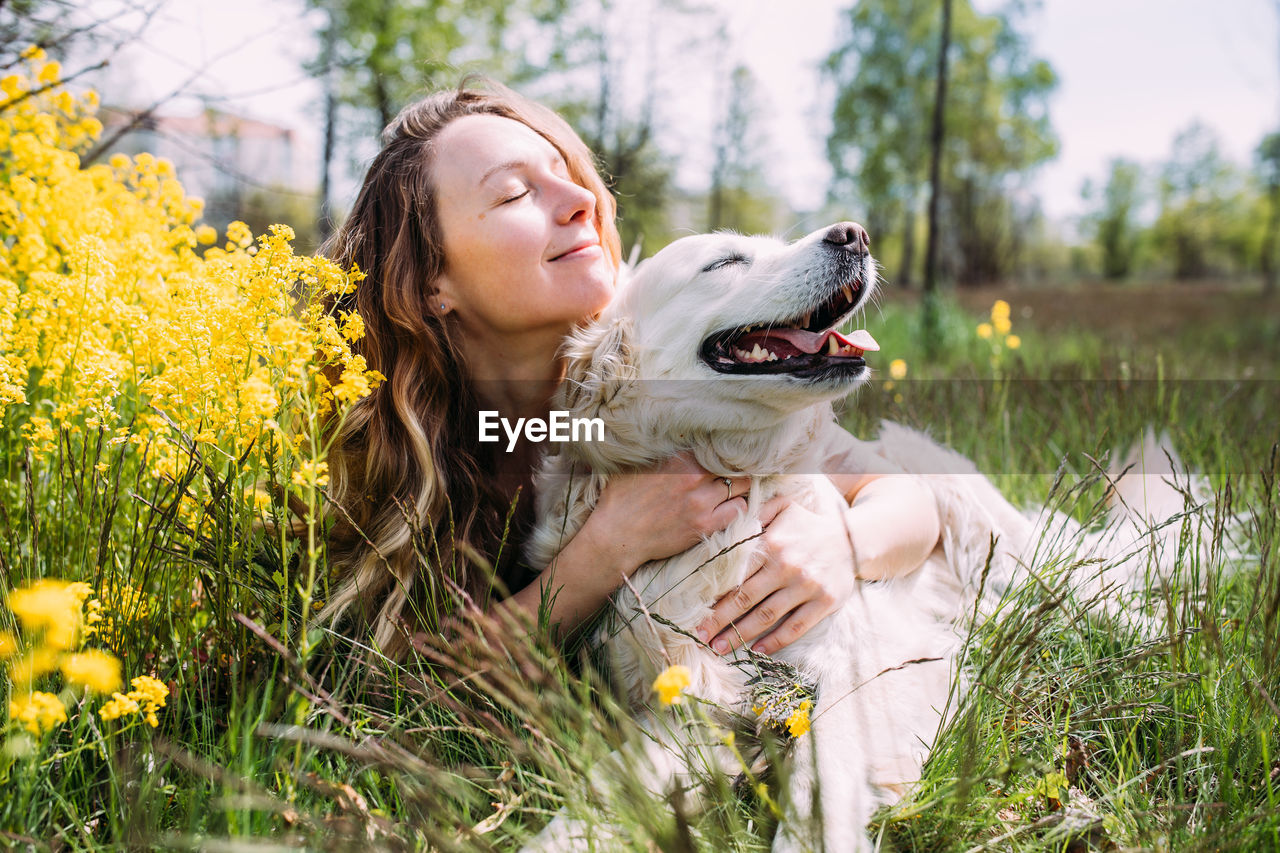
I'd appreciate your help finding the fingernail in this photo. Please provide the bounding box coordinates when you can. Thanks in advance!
[713,639,728,654]
[695,628,709,643]
[751,643,766,654]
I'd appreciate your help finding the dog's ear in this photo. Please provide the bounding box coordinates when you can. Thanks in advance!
[559,315,636,420]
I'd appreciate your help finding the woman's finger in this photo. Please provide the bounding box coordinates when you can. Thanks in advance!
[694,557,776,648]
[749,599,827,656]
[712,587,805,655]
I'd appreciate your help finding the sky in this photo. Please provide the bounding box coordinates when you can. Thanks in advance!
[78,0,1280,226]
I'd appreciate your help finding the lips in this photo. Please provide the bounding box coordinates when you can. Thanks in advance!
[549,239,601,261]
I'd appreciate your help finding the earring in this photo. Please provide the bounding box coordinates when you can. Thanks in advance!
[440,303,446,310]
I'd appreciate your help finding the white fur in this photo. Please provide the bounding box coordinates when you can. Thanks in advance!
[522,227,1204,851]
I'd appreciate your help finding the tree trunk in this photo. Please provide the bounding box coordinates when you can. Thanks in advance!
[922,0,952,354]
[898,201,917,289]
[318,17,338,244]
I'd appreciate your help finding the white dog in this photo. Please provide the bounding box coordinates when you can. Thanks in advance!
[523,223,1199,851]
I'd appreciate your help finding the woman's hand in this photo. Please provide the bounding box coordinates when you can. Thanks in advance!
[694,496,855,656]
[580,452,751,576]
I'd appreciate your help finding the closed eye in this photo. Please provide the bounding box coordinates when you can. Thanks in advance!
[701,254,751,273]
[500,189,530,205]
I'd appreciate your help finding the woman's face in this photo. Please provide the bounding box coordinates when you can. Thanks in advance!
[431,114,614,347]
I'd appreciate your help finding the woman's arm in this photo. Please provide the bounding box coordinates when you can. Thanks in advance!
[695,420,942,654]
[502,453,751,637]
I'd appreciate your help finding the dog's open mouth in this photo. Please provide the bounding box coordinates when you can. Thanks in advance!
[699,280,879,377]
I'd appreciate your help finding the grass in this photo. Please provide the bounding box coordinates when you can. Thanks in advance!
[1,286,1277,851]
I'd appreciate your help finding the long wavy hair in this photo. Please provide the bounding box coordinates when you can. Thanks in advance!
[319,80,622,658]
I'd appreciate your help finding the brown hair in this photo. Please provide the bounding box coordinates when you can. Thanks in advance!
[319,79,621,657]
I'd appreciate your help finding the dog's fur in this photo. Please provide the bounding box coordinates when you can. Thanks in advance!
[522,225,1202,851]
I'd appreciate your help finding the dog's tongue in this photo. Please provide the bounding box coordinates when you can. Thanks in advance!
[739,327,880,355]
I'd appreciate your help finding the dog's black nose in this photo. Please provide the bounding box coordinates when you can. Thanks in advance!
[823,222,871,256]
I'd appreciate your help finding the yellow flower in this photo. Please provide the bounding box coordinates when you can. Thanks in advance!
[20,45,46,61]
[61,650,123,694]
[889,358,907,381]
[785,699,812,737]
[8,579,84,649]
[990,299,1010,322]
[36,61,61,85]
[976,323,993,340]
[653,664,692,706]
[1005,334,1021,350]
[0,630,17,658]
[993,316,1012,335]
[291,459,330,488]
[7,647,58,688]
[98,676,170,727]
[194,224,217,245]
[99,691,140,722]
[9,691,67,736]
[128,675,169,727]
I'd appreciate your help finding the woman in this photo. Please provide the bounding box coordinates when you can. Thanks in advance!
[320,80,940,660]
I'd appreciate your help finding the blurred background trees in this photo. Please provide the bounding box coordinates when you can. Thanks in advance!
[5,0,1279,292]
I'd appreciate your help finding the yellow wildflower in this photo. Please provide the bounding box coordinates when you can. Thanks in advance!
[785,699,812,737]
[652,664,692,706]
[61,650,123,694]
[976,323,993,340]
[128,675,169,727]
[993,316,1012,335]
[889,358,907,381]
[332,366,373,404]
[990,299,1011,322]
[194,224,217,245]
[9,691,67,736]
[0,630,17,657]
[99,691,139,722]
[291,459,330,488]
[8,579,84,649]
[339,310,365,342]
[1006,334,1021,350]
[20,45,46,61]
[7,647,58,689]
[36,61,61,85]
[238,369,279,421]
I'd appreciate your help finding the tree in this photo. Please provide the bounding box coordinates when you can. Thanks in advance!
[825,0,1057,286]
[708,64,786,235]
[1082,158,1145,280]
[1151,122,1244,280]
[1260,135,1280,295]
[307,0,571,234]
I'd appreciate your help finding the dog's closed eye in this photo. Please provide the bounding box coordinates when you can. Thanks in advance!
[701,253,751,273]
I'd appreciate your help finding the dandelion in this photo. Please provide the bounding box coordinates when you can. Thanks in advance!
[9,691,67,736]
[889,358,907,381]
[1006,334,1021,350]
[653,665,692,706]
[976,323,993,339]
[61,650,123,694]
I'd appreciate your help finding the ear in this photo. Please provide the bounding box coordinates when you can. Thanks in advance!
[559,314,635,421]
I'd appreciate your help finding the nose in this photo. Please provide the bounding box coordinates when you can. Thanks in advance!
[823,221,870,256]
[558,177,597,225]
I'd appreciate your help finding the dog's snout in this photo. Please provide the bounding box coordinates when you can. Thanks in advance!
[823,222,871,256]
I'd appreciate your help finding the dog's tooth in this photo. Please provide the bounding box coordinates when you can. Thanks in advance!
[750,343,765,361]
[767,352,778,361]
[842,284,853,302]
[827,336,839,355]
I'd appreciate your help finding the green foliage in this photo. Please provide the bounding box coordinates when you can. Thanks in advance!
[1082,158,1146,280]
[825,0,1058,286]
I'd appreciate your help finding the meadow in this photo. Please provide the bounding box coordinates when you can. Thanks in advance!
[2,56,1278,851]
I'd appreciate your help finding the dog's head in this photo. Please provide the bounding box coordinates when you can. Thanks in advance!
[559,222,878,469]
